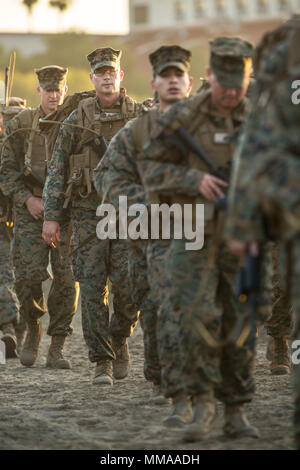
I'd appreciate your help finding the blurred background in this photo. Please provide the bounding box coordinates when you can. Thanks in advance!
[0,0,299,106]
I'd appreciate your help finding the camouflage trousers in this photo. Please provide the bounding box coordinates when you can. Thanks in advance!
[128,241,160,384]
[279,238,300,438]
[0,225,20,328]
[165,237,255,404]
[265,243,293,338]
[12,210,78,337]
[71,208,139,363]
[146,239,184,398]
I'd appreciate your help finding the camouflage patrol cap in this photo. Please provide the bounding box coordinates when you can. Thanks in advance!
[34,65,68,90]
[149,45,192,76]
[210,37,254,88]
[87,47,122,72]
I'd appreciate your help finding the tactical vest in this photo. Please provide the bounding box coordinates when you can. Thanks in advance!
[148,89,247,234]
[65,94,139,206]
[130,106,160,155]
[18,107,47,197]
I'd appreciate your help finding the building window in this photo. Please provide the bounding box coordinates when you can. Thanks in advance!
[235,0,247,14]
[278,0,290,12]
[256,0,268,14]
[194,0,205,17]
[133,5,149,25]
[175,0,186,21]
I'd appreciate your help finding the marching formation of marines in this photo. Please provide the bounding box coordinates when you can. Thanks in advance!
[0,15,299,448]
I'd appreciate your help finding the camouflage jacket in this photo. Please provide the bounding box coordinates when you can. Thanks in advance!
[137,88,248,234]
[94,106,160,210]
[43,94,146,221]
[0,106,45,210]
[225,76,300,242]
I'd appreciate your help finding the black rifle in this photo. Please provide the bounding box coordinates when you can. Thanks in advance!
[15,166,44,189]
[166,125,230,210]
[167,124,262,348]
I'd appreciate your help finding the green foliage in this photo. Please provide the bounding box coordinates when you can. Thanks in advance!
[22,0,39,12]
[49,1,73,13]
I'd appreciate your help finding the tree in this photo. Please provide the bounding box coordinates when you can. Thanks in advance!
[49,1,73,31]
[22,0,39,31]
[49,1,73,12]
[22,0,39,13]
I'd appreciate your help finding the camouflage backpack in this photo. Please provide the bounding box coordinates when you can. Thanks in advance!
[39,89,96,165]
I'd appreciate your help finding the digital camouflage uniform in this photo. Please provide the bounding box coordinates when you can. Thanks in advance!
[101,46,192,392]
[139,38,258,441]
[224,21,300,445]
[0,132,19,332]
[266,244,293,340]
[0,125,19,331]
[96,113,160,384]
[0,67,78,367]
[43,49,140,372]
[0,102,29,356]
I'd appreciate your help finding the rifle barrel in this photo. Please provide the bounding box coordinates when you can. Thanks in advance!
[176,126,229,182]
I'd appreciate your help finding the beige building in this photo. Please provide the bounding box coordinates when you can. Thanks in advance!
[130,0,300,31]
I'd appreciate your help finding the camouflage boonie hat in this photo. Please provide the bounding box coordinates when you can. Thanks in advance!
[34,65,68,90]
[87,47,122,72]
[149,45,192,75]
[210,37,254,88]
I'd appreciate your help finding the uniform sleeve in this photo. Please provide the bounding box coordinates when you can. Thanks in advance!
[104,121,146,208]
[0,115,33,208]
[137,103,204,199]
[225,78,300,241]
[43,110,80,222]
[138,136,203,199]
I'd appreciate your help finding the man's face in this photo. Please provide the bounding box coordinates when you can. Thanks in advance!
[37,85,67,114]
[151,67,193,108]
[90,66,124,96]
[206,67,250,113]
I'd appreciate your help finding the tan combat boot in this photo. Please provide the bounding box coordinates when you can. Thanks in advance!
[224,404,259,438]
[20,319,43,366]
[46,336,71,369]
[163,392,192,427]
[93,360,113,385]
[112,336,130,380]
[1,322,18,358]
[270,336,291,375]
[182,391,217,442]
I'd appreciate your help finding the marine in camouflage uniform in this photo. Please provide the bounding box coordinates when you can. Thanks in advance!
[138,37,258,442]
[0,99,28,358]
[0,67,79,369]
[43,48,140,385]
[224,19,300,448]
[99,46,193,413]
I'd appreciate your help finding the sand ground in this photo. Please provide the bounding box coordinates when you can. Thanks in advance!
[0,281,295,451]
